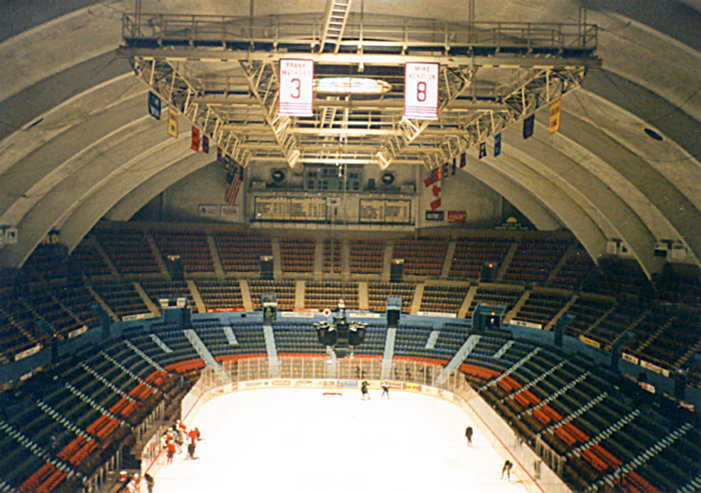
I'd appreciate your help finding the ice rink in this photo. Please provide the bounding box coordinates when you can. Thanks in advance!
[151,388,529,492]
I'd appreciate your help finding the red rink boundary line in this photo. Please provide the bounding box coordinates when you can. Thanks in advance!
[322,392,343,396]
[462,397,546,493]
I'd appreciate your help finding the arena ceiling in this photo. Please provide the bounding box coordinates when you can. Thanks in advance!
[0,0,699,280]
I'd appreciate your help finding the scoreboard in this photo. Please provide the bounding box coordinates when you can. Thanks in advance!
[359,199,412,224]
[254,196,327,222]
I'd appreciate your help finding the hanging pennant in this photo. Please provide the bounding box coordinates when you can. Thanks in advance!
[494,133,502,157]
[147,92,161,120]
[523,114,535,139]
[191,127,200,151]
[549,99,561,134]
[479,142,487,159]
[167,109,178,137]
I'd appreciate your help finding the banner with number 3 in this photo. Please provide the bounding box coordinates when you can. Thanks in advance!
[279,58,314,117]
[404,62,439,120]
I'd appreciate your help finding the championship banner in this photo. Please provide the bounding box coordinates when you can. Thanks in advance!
[279,59,314,117]
[404,62,439,120]
[202,135,209,153]
[494,133,501,156]
[549,99,561,134]
[478,141,487,159]
[147,92,161,120]
[459,152,466,168]
[167,109,178,137]
[191,126,200,151]
[523,113,535,139]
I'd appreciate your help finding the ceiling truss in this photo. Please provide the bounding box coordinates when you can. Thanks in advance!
[121,13,599,170]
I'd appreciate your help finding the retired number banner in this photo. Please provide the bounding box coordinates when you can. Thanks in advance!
[279,59,314,117]
[404,62,439,120]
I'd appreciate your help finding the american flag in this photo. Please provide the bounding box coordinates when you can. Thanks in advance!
[224,164,243,205]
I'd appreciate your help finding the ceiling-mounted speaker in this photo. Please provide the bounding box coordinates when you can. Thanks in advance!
[381,171,395,186]
[271,169,286,183]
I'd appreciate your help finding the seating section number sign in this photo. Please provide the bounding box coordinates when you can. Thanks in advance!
[279,59,314,117]
[404,62,439,120]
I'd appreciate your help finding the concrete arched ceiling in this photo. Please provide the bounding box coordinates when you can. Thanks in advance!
[0,0,698,278]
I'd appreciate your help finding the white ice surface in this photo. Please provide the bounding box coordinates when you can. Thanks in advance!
[152,388,529,493]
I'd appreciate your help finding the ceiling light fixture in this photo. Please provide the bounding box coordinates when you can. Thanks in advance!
[314,77,391,95]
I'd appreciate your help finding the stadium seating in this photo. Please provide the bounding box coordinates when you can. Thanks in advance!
[305,281,358,310]
[154,231,214,273]
[95,230,160,274]
[393,239,448,277]
[279,238,315,273]
[195,278,244,312]
[504,239,570,283]
[419,284,467,314]
[1,228,700,493]
[349,240,384,274]
[449,237,512,280]
[214,233,271,273]
[322,239,342,274]
[367,281,414,313]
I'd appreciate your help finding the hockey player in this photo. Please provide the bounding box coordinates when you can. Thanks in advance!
[144,473,155,493]
[381,384,390,399]
[360,380,369,400]
[465,426,473,445]
[501,459,513,480]
[187,439,197,460]
[166,440,176,464]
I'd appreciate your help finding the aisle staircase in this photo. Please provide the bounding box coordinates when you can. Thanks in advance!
[436,334,481,385]
[381,328,397,379]
[263,324,280,377]
[184,329,228,381]
[124,340,166,373]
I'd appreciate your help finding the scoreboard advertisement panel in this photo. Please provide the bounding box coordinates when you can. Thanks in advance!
[254,196,326,222]
[359,199,412,224]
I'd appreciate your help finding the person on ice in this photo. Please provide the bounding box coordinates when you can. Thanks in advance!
[381,384,390,399]
[465,425,473,445]
[187,439,198,460]
[360,380,370,400]
[501,459,513,480]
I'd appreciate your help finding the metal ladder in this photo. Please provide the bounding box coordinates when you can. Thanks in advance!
[319,0,352,53]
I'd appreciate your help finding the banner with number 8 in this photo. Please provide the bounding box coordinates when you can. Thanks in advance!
[404,62,439,120]
[279,58,314,117]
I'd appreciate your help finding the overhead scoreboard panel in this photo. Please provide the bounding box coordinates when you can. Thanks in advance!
[253,196,327,222]
[359,198,412,224]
